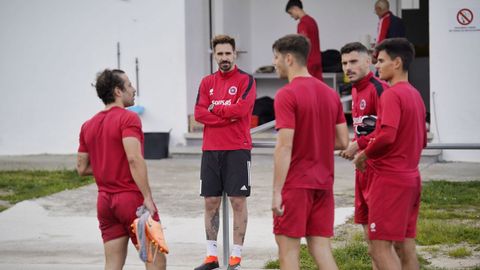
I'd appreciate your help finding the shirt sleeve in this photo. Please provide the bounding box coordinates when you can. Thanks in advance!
[297,19,307,36]
[335,95,347,124]
[274,89,296,130]
[377,14,391,45]
[212,75,256,118]
[380,90,401,130]
[121,112,143,141]
[78,123,88,152]
[194,77,231,126]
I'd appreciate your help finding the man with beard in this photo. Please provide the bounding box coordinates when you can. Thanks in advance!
[194,34,256,270]
[354,38,427,269]
[77,69,166,269]
[339,42,388,269]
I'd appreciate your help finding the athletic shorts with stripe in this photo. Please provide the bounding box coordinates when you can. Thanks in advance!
[200,150,251,197]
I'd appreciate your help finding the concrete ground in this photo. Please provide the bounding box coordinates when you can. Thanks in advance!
[0,154,479,270]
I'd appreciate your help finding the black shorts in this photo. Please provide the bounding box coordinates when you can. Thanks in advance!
[200,150,251,197]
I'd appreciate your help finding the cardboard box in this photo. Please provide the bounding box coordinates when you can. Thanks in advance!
[188,114,204,133]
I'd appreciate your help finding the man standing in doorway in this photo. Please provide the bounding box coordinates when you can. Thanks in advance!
[194,34,256,270]
[375,0,406,48]
[339,42,389,269]
[354,38,427,269]
[77,69,166,270]
[285,0,323,81]
[271,34,349,270]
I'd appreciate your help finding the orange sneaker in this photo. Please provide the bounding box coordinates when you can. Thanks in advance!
[228,256,241,270]
[145,216,169,254]
[194,255,219,270]
[131,215,169,263]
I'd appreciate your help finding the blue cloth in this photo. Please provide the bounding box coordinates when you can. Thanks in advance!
[135,205,150,262]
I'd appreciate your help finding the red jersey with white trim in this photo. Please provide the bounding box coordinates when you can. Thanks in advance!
[351,72,389,149]
[298,15,323,81]
[275,76,346,190]
[78,106,142,193]
[376,11,391,45]
[194,65,256,151]
[367,82,427,179]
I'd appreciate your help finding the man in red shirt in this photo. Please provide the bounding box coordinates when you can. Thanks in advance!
[354,38,427,270]
[374,0,406,50]
[194,35,256,270]
[77,69,166,269]
[271,34,349,270]
[339,42,388,268]
[285,0,323,81]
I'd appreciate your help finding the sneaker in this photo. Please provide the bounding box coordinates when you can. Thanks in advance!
[194,256,219,270]
[227,256,241,270]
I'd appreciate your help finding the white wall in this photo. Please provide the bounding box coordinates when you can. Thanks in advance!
[186,0,210,115]
[0,0,187,155]
[430,0,480,162]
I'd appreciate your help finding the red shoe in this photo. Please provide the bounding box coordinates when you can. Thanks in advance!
[228,256,241,270]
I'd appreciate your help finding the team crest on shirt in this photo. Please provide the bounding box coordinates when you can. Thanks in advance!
[360,99,367,110]
[370,222,376,232]
[228,86,238,95]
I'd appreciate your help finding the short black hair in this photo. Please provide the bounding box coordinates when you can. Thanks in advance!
[94,69,125,105]
[285,0,303,12]
[272,34,310,66]
[340,42,369,55]
[375,38,415,71]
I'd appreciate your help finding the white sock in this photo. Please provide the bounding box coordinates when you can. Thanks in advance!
[206,240,218,257]
[231,244,243,258]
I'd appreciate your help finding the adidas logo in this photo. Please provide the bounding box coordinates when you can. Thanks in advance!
[240,185,248,191]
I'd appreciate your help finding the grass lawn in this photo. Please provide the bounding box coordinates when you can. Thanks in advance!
[0,170,94,211]
[264,180,480,270]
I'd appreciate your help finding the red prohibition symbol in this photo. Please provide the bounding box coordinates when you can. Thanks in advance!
[457,8,474,26]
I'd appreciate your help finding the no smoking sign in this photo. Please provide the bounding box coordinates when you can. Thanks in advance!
[457,8,474,26]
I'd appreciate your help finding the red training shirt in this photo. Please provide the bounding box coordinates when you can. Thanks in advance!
[298,15,323,81]
[365,81,427,179]
[78,106,143,193]
[275,76,346,190]
[351,72,389,150]
[194,65,256,151]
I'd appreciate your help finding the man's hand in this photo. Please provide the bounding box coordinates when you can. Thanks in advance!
[340,141,359,160]
[143,196,158,217]
[271,191,284,216]
[208,103,215,112]
[353,151,368,172]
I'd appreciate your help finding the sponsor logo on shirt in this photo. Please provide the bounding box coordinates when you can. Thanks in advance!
[209,88,214,96]
[228,86,238,95]
[212,99,232,106]
[360,99,367,110]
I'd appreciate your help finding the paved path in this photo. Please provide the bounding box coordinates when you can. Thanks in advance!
[0,155,478,269]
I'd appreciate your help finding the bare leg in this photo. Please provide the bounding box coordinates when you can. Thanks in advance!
[362,224,379,270]
[229,196,248,245]
[394,238,419,270]
[306,236,338,270]
[275,235,301,270]
[370,240,401,270]
[204,197,222,240]
[145,251,167,270]
[104,236,128,270]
